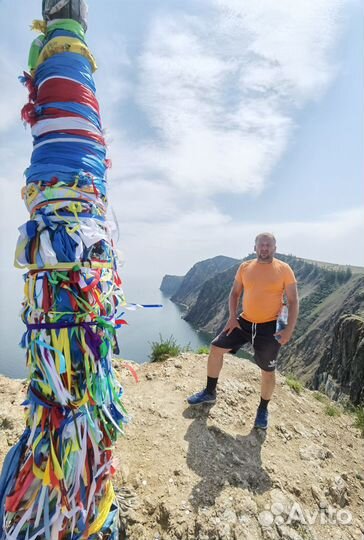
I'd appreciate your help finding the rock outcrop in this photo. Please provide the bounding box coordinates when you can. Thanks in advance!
[170,255,238,307]
[1,354,363,540]
[160,275,184,297]
[280,275,364,405]
[313,314,364,405]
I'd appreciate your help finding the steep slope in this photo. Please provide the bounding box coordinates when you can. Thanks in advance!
[170,255,239,307]
[160,275,184,297]
[183,263,240,333]
[280,275,364,404]
[1,356,363,540]
[313,314,364,405]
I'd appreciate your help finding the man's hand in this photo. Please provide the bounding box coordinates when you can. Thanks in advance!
[223,317,240,336]
[274,327,293,345]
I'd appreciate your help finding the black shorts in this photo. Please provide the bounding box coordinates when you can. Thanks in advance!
[211,317,280,372]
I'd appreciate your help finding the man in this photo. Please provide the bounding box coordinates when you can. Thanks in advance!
[187,233,299,430]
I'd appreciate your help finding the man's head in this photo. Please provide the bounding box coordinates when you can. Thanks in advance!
[254,233,276,263]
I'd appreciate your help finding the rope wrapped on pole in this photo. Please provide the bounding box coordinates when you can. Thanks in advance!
[0,3,129,538]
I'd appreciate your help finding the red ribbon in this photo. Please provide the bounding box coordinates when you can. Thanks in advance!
[37,79,99,113]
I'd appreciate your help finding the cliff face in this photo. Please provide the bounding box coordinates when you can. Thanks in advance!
[313,315,364,405]
[183,264,240,333]
[162,255,364,405]
[160,275,184,297]
[279,275,364,405]
[170,255,239,307]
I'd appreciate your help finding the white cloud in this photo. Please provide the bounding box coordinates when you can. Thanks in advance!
[93,33,131,116]
[109,180,179,223]
[106,0,347,197]
[114,205,364,281]
[0,0,360,287]
[215,0,342,99]
[0,55,27,134]
[0,176,28,272]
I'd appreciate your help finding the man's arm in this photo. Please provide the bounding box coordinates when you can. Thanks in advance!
[223,279,244,335]
[275,283,299,345]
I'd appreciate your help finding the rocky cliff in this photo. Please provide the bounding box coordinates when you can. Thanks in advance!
[170,255,239,307]
[1,355,363,540]
[279,274,364,405]
[160,275,185,297]
[313,314,364,405]
[162,255,364,405]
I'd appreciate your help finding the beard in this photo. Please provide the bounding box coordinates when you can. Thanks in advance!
[257,252,274,262]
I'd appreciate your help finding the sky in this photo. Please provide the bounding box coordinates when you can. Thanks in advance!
[0,0,363,292]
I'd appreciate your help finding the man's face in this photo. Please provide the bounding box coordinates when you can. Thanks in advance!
[255,237,276,262]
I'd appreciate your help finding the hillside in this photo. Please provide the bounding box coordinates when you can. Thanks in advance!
[1,355,363,540]
[160,275,185,297]
[168,255,239,308]
[161,255,364,405]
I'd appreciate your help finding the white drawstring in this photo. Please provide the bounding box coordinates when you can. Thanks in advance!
[252,322,257,346]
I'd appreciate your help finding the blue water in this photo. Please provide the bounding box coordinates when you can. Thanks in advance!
[0,270,211,379]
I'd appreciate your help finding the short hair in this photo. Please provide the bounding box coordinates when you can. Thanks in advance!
[255,232,276,245]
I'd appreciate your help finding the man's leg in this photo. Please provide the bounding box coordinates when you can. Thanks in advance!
[187,345,230,405]
[260,369,276,400]
[187,323,247,405]
[207,345,228,378]
[253,322,280,428]
[254,369,276,429]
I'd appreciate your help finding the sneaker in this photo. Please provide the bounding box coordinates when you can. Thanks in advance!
[254,407,269,429]
[187,388,216,406]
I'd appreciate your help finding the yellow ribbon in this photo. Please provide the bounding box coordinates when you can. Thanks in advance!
[31,20,47,33]
[14,260,114,271]
[35,36,97,72]
[88,482,115,535]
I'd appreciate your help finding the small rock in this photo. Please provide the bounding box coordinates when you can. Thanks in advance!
[276,424,293,441]
[289,485,301,497]
[129,523,147,537]
[299,444,333,461]
[143,497,156,515]
[311,484,328,509]
[328,475,348,508]
[0,416,14,430]
[276,524,304,540]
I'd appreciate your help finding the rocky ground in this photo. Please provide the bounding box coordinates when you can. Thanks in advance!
[1,353,364,540]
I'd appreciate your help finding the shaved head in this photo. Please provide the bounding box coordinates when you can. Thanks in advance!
[255,232,276,246]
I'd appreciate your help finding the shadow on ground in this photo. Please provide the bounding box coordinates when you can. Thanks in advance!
[183,404,272,509]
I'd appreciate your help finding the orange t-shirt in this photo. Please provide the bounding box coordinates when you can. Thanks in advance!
[235,258,297,324]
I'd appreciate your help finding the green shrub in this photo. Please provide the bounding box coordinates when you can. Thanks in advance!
[149,335,188,363]
[325,404,341,417]
[285,374,304,394]
[354,407,364,437]
[196,346,210,355]
[313,391,328,403]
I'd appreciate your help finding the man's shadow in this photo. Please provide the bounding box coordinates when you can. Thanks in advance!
[183,405,272,509]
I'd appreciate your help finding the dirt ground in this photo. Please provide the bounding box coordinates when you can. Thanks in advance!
[1,353,363,540]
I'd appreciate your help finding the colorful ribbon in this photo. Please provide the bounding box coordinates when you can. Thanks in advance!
[0,16,125,540]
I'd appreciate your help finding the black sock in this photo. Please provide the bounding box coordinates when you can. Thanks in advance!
[206,376,218,394]
[258,397,270,410]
